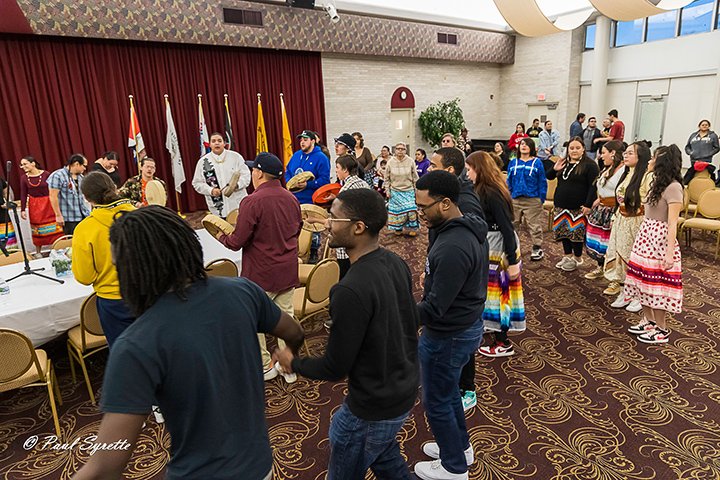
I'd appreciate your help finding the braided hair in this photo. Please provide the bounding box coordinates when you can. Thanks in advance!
[109,206,207,316]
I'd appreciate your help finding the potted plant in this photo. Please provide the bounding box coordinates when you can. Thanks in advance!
[418,98,466,148]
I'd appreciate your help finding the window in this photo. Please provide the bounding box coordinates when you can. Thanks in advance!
[585,23,596,49]
[646,10,677,41]
[614,19,644,46]
[680,0,714,36]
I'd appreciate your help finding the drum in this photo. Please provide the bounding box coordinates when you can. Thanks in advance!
[145,180,167,206]
[312,183,341,206]
[301,204,329,233]
[286,171,315,192]
[202,214,235,238]
[222,170,242,197]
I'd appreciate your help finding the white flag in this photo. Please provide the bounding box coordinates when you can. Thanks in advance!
[165,98,185,193]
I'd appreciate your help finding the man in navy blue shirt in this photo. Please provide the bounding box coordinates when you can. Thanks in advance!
[71,206,304,480]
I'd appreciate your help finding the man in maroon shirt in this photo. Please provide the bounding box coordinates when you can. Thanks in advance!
[214,152,303,383]
[594,109,625,149]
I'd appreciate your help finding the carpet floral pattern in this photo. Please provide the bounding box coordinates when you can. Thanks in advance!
[1,217,719,480]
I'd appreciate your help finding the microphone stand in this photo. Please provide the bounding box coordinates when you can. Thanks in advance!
[3,160,63,284]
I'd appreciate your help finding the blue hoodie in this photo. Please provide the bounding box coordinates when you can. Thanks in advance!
[506,156,547,202]
[284,145,331,204]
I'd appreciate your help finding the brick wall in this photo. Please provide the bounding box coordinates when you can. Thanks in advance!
[322,54,503,160]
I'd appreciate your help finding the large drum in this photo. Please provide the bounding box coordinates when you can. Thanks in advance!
[202,214,235,237]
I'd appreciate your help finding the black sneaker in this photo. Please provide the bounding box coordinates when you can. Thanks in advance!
[531,247,544,261]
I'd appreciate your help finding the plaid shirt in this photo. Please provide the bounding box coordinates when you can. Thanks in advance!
[47,168,90,222]
[336,176,371,260]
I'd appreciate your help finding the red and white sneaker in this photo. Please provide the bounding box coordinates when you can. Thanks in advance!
[638,327,670,344]
[478,341,515,358]
[628,318,655,335]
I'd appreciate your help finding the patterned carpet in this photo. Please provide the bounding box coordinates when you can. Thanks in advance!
[1,213,720,480]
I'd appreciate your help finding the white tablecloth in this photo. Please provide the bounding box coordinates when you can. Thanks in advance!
[0,229,241,346]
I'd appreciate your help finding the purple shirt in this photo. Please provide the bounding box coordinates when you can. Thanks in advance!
[220,179,303,293]
[415,158,431,177]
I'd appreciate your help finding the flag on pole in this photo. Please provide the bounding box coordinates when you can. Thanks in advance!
[198,94,210,156]
[128,95,146,171]
[256,93,268,156]
[165,96,185,194]
[280,93,293,167]
[224,94,234,150]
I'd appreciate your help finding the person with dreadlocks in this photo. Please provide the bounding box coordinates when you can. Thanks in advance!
[71,171,135,348]
[72,206,305,480]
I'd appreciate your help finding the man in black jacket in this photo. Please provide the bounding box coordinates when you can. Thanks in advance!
[414,171,488,480]
[429,147,488,411]
[275,188,419,480]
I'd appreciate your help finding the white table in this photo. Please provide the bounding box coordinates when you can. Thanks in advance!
[0,230,241,346]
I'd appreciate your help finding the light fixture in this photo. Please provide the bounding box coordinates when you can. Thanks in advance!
[322,0,340,23]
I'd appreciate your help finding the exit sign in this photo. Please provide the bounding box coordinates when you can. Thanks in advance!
[537,93,546,101]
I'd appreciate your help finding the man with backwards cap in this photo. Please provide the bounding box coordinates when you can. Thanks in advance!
[213,152,303,384]
[285,130,331,205]
[286,130,331,262]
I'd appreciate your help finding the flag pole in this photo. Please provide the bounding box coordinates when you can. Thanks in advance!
[165,94,185,218]
[129,95,140,173]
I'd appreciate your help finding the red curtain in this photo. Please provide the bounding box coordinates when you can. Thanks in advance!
[0,35,326,212]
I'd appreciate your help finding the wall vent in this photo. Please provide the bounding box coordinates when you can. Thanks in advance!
[223,8,264,27]
[437,33,458,45]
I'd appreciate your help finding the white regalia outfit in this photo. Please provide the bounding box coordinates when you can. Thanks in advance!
[192,149,251,218]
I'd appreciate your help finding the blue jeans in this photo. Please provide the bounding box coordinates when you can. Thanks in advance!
[96,297,135,349]
[328,403,413,480]
[419,319,484,474]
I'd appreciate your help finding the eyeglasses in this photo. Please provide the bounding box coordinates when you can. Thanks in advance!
[327,217,367,228]
[417,199,443,215]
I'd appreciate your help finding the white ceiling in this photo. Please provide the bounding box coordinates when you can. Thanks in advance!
[330,0,597,32]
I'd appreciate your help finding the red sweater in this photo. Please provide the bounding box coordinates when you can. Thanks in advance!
[219,180,302,293]
[508,132,528,151]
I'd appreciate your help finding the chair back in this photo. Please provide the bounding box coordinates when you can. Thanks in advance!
[52,235,73,250]
[298,228,312,262]
[546,178,558,201]
[305,258,339,304]
[696,189,720,219]
[226,209,239,226]
[0,251,24,266]
[80,293,105,345]
[687,177,715,203]
[205,258,239,278]
[0,329,42,384]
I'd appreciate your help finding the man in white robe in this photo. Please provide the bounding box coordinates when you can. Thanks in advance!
[192,132,251,218]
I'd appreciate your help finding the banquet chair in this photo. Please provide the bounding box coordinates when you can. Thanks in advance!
[299,237,332,285]
[297,228,313,264]
[0,251,24,266]
[685,177,715,217]
[205,258,239,277]
[677,188,690,240]
[293,258,339,355]
[680,189,720,258]
[67,293,108,405]
[51,235,73,250]
[226,209,239,226]
[544,178,558,230]
[1,328,62,437]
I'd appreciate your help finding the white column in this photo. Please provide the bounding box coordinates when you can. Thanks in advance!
[590,15,611,120]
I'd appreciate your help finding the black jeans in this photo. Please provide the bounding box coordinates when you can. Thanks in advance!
[561,238,583,257]
[63,221,81,235]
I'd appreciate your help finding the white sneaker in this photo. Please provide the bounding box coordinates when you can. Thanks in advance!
[422,442,474,466]
[263,364,279,381]
[555,257,571,269]
[561,257,578,272]
[625,300,642,313]
[610,292,630,308]
[414,459,468,480]
[275,363,297,384]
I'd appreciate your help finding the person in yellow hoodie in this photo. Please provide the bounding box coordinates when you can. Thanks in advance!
[72,171,136,348]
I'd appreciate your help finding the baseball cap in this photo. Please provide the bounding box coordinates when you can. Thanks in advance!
[297,130,316,139]
[252,152,283,177]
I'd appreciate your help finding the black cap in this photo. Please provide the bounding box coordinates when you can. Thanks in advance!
[297,130,316,139]
[334,133,356,150]
[252,152,283,177]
